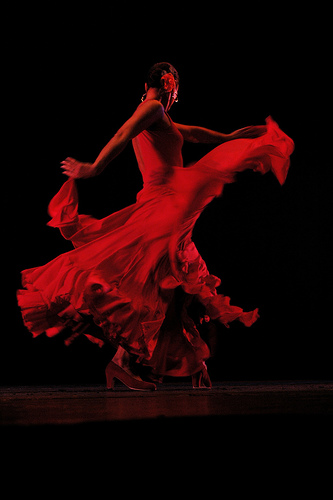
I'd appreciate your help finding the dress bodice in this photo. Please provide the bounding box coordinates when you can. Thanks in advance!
[132,109,184,187]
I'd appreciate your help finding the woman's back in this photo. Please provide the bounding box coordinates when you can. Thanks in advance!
[132,104,183,187]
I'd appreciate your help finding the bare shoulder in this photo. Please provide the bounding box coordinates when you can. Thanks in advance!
[119,100,165,139]
[133,99,168,131]
[138,99,165,118]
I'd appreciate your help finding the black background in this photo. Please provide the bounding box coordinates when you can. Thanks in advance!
[3,6,332,384]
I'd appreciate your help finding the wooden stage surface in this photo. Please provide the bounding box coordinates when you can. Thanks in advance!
[2,381,332,481]
[1,381,332,427]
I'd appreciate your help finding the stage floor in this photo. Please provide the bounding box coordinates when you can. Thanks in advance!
[1,380,332,426]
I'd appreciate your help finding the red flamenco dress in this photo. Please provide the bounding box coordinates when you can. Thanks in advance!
[17,114,294,380]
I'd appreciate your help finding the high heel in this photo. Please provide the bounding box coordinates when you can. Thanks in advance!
[192,362,212,389]
[105,360,156,391]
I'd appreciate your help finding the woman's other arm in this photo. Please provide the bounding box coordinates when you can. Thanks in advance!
[174,123,267,144]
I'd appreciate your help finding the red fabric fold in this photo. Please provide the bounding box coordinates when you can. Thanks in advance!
[17,116,293,377]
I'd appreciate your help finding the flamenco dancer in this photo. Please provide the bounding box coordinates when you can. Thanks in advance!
[17,62,294,390]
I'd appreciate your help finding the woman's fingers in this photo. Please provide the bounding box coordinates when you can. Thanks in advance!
[60,157,78,177]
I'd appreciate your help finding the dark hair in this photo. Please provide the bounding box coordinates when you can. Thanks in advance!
[146,62,179,89]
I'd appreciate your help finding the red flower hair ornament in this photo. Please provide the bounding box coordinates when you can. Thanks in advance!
[160,72,176,93]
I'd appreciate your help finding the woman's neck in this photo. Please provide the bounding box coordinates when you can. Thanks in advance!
[146,87,171,111]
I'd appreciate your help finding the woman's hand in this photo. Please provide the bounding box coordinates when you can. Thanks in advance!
[61,157,96,179]
[228,125,267,141]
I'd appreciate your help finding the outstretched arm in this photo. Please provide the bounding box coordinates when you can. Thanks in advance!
[61,100,164,178]
[174,123,267,144]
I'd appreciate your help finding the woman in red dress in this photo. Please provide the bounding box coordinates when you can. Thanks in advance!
[17,62,294,390]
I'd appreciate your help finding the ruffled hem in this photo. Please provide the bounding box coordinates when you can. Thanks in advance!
[17,233,259,357]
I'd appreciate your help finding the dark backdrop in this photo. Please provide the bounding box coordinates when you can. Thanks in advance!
[3,7,332,384]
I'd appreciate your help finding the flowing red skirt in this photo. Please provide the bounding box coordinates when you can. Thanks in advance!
[17,117,294,377]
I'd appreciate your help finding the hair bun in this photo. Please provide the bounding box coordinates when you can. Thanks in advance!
[146,62,179,90]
